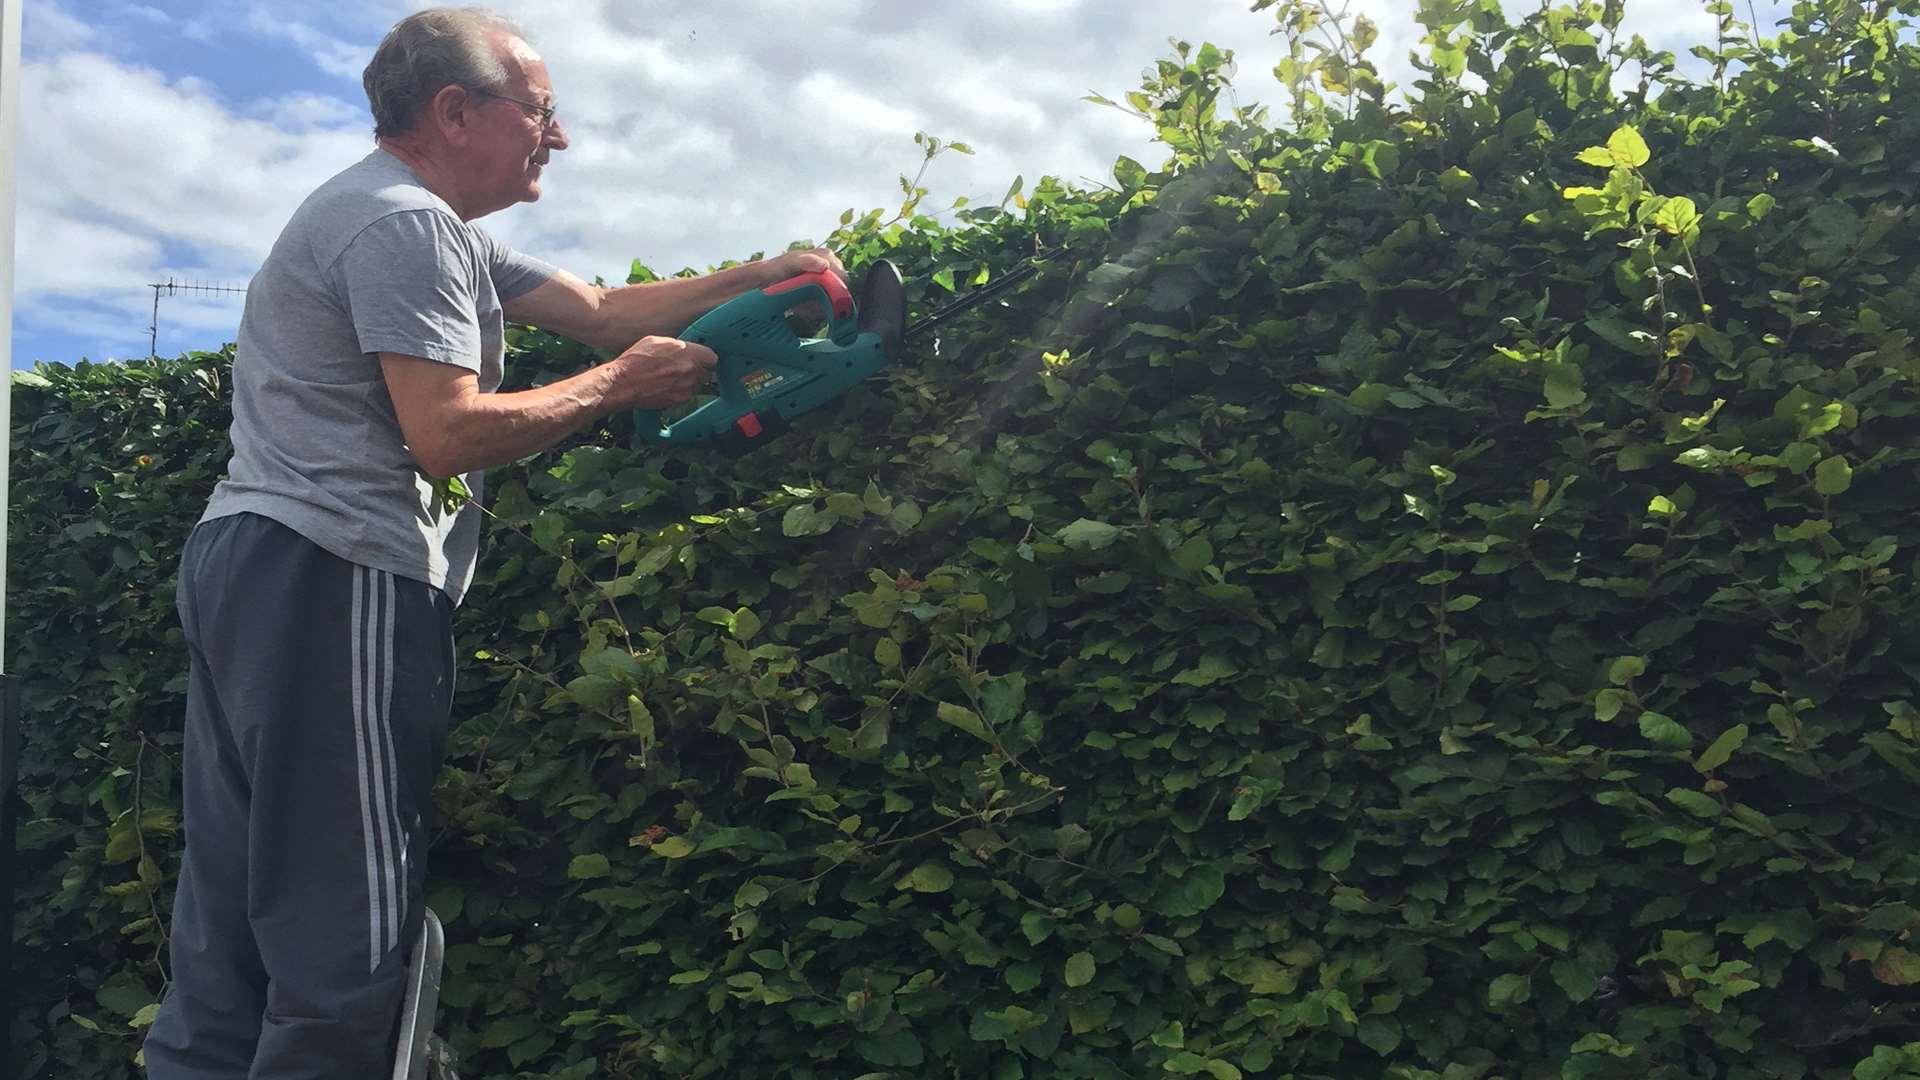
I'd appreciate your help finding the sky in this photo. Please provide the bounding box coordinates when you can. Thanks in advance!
[9,0,1797,368]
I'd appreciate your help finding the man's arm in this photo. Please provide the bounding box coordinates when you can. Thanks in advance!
[381,335,716,478]
[504,248,847,351]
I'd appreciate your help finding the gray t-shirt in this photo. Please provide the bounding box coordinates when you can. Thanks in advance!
[201,149,557,606]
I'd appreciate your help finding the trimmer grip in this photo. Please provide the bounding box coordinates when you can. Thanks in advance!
[632,391,748,444]
[764,269,857,341]
[632,406,670,441]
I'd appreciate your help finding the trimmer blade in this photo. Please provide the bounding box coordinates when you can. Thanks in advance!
[856,259,907,360]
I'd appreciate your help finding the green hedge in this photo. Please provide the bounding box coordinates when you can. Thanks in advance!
[11,2,1920,1077]
[8,354,231,1077]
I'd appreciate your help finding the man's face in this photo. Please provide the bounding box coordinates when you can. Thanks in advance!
[466,35,569,213]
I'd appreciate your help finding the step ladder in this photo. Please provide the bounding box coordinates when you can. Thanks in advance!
[392,907,459,1080]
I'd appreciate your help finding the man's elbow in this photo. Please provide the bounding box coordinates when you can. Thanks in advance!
[404,428,469,480]
[408,443,461,480]
[585,285,625,351]
[546,283,620,351]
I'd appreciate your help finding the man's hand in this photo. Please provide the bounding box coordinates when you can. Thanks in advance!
[606,336,719,410]
[505,249,853,350]
[765,248,851,324]
[768,247,850,288]
[381,337,718,478]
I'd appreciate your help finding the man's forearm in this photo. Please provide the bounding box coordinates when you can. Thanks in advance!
[416,362,630,477]
[591,259,784,345]
[385,336,714,480]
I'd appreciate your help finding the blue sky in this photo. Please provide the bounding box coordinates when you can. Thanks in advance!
[13,0,399,365]
[10,0,1797,369]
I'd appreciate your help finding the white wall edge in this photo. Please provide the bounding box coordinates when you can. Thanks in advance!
[0,0,22,672]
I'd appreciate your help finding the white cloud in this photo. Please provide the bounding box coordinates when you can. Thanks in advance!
[795,72,925,141]
[245,6,371,81]
[14,0,1797,361]
[259,91,369,131]
[21,52,372,261]
[117,4,173,26]
[21,2,97,52]
[12,48,371,351]
[178,15,223,45]
[14,211,163,296]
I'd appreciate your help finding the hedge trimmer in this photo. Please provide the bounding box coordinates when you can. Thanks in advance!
[631,254,1050,453]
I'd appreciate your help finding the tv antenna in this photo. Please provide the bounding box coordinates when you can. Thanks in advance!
[147,277,247,357]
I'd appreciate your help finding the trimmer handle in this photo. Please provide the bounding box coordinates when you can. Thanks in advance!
[763,269,859,344]
[631,268,861,445]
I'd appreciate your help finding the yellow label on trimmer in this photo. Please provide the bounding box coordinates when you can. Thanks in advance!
[742,369,787,397]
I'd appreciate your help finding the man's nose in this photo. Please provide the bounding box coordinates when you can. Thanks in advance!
[544,119,570,152]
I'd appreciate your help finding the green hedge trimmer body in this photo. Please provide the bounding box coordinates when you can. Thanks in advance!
[633,254,1045,453]
[631,262,905,453]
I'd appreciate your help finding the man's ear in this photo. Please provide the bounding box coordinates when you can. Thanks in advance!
[428,83,477,146]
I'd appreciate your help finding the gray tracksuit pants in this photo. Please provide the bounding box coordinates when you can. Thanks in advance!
[144,512,454,1079]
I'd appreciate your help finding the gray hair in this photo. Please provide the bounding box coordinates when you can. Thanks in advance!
[362,7,526,138]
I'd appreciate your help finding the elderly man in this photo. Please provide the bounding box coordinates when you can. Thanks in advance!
[142,8,845,1078]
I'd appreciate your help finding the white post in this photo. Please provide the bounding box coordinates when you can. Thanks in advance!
[0,0,18,670]
[0,3,20,1064]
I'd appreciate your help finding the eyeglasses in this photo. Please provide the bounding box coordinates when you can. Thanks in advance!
[478,90,558,129]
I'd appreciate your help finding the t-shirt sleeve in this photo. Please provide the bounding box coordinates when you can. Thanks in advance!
[334,209,488,372]
[477,227,559,302]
